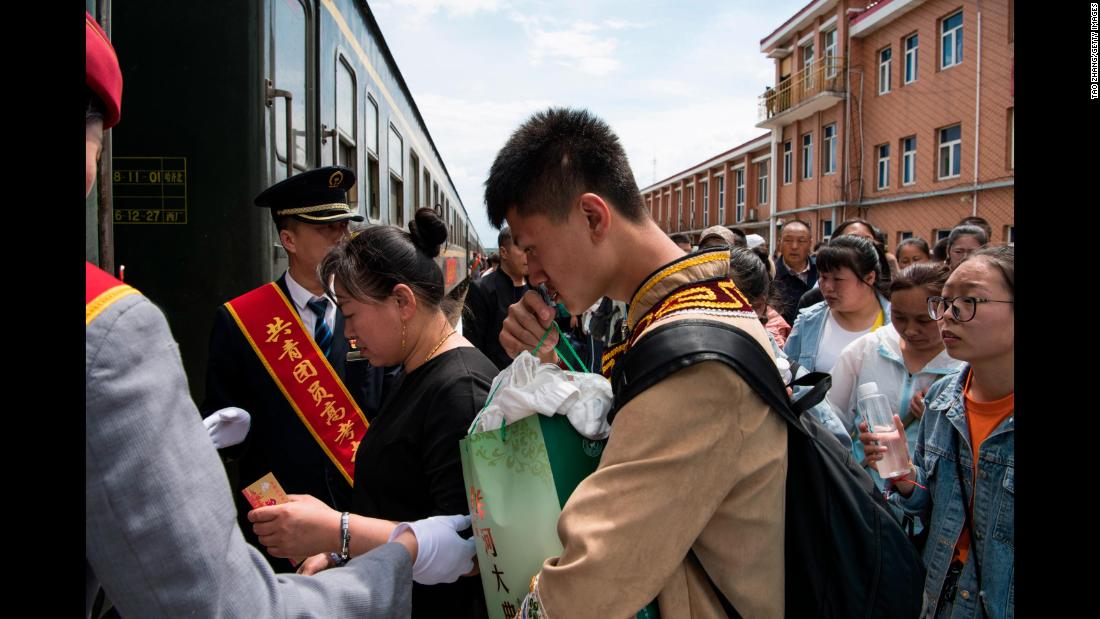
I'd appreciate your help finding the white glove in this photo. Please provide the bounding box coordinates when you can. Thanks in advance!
[202,407,251,449]
[388,514,475,585]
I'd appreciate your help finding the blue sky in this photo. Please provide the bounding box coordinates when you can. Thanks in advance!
[370,0,810,247]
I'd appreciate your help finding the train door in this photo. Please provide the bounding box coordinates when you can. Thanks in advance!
[265,0,315,277]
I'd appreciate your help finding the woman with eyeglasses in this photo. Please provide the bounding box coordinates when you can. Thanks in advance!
[860,245,1014,618]
[784,235,891,374]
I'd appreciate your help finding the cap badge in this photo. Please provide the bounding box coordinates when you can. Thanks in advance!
[328,171,344,188]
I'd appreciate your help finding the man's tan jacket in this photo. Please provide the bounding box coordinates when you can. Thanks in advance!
[536,250,788,618]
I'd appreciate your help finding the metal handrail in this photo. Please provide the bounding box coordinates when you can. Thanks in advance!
[759,56,846,121]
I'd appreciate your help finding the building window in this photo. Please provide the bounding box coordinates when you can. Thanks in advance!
[878,47,892,94]
[702,181,710,227]
[688,185,696,229]
[902,136,917,185]
[822,220,833,240]
[668,189,677,229]
[898,231,914,241]
[757,161,769,205]
[941,11,963,70]
[935,228,951,241]
[802,42,815,90]
[717,176,726,223]
[823,124,837,175]
[938,124,962,179]
[783,141,793,184]
[801,133,813,180]
[735,168,745,221]
[823,29,838,79]
[1006,225,1015,245]
[904,33,919,84]
[877,144,890,190]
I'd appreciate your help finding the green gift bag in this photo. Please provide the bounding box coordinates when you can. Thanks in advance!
[460,413,606,619]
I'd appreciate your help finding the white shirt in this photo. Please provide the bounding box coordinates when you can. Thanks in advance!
[825,324,963,434]
[284,270,336,339]
[814,311,873,374]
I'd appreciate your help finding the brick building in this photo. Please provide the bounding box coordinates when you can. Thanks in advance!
[643,0,1014,250]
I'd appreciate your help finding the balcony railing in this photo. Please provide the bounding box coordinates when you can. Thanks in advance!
[758,56,847,122]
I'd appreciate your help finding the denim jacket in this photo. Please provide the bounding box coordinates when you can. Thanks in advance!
[782,294,891,372]
[888,367,1014,618]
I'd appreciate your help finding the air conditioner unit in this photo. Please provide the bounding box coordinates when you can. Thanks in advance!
[748,208,758,221]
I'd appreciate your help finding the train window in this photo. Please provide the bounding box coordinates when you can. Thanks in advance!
[366,96,379,220]
[433,181,440,209]
[410,151,421,208]
[273,0,310,172]
[336,56,357,208]
[423,170,431,209]
[388,126,404,226]
[366,96,379,155]
[388,126,403,178]
[390,173,404,227]
[368,157,380,220]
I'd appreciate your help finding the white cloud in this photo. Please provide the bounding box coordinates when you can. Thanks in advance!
[389,0,506,17]
[414,94,556,243]
[528,21,622,76]
[610,97,768,190]
[603,19,651,30]
[642,78,696,98]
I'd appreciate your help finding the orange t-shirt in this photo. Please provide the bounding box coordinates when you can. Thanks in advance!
[952,373,1014,565]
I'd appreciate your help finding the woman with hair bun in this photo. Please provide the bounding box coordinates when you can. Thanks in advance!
[249,207,494,618]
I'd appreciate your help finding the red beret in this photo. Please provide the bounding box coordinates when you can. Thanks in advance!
[85,12,122,129]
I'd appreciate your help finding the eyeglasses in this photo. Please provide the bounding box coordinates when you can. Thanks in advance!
[927,296,1013,322]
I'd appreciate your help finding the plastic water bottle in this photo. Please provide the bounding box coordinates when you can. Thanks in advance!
[857,382,910,479]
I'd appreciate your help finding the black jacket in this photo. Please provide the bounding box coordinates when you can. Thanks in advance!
[773,255,818,326]
[462,269,530,370]
[201,274,387,571]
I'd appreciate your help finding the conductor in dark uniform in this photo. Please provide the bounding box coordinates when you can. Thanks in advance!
[202,166,389,571]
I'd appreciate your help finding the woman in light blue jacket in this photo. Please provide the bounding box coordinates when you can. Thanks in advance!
[783,235,890,373]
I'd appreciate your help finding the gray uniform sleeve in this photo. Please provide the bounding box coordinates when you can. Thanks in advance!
[86,295,412,618]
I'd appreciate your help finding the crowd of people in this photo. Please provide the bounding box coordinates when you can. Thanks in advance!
[87,12,1013,618]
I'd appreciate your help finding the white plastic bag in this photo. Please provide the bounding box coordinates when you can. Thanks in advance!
[474,351,612,440]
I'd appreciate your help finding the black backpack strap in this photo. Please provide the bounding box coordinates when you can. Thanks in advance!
[610,319,831,619]
[611,319,817,433]
[788,370,833,415]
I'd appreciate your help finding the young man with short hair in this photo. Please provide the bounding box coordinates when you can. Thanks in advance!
[487,108,787,617]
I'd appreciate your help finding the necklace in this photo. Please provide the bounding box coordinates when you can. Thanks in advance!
[424,329,457,363]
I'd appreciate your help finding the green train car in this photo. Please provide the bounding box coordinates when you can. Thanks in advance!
[88,0,482,400]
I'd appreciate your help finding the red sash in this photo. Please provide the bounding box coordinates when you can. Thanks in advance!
[225,283,368,485]
[86,261,139,325]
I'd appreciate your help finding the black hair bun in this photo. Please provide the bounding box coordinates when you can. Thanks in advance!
[408,207,448,258]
